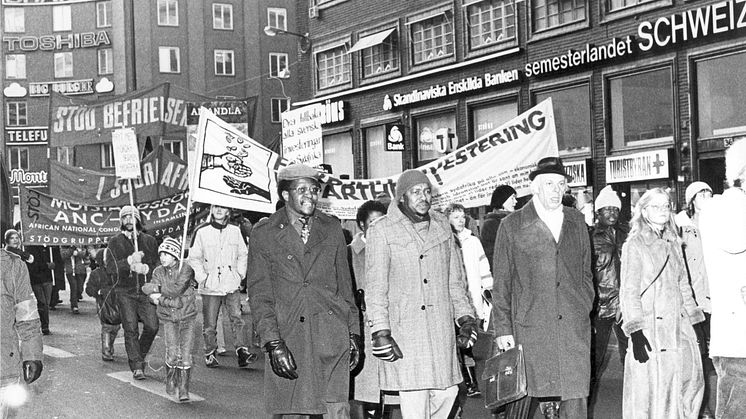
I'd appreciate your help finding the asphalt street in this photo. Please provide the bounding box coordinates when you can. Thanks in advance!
[11,289,623,419]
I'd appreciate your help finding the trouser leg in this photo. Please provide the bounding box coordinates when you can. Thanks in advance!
[180,319,196,368]
[225,291,249,349]
[67,273,78,308]
[31,283,51,331]
[136,294,159,362]
[75,273,86,300]
[117,293,142,371]
[613,319,628,365]
[201,295,221,354]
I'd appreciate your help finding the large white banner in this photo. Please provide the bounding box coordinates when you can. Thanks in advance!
[190,108,282,213]
[281,104,323,167]
[317,98,558,219]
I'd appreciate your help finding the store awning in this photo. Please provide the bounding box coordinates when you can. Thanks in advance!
[348,28,396,53]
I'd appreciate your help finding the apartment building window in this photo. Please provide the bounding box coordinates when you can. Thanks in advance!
[157,0,178,26]
[98,49,113,75]
[4,8,24,32]
[5,55,26,79]
[213,3,233,30]
[607,0,655,12]
[415,112,457,163]
[53,5,72,31]
[159,47,181,73]
[57,147,71,165]
[532,0,586,32]
[163,140,183,159]
[8,148,29,171]
[97,1,112,28]
[609,67,674,149]
[214,50,235,76]
[409,11,454,65]
[269,53,288,78]
[6,102,27,127]
[316,45,351,90]
[466,0,515,50]
[349,28,399,78]
[54,52,73,78]
[271,98,290,123]
[534,84,591,154]
[101,143,115,169]
[267,8,287,30]
[695,50,746,139]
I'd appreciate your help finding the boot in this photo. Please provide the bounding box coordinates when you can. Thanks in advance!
[178,367,191,401]
[101,332,114,361]
[165,364,178,395]
[466,366,481,397]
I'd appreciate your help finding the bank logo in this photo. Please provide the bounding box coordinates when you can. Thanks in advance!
[382,95,392,111]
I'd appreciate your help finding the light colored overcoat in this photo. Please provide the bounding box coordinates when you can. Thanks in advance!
[365,203,474,391]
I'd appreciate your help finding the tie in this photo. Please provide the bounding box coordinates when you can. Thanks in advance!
[299,217,310,244]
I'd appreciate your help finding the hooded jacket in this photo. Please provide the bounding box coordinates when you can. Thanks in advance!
[188,221,247,296]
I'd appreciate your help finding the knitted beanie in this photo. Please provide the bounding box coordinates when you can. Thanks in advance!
[490,185,516,209]
[395,170,431,201]
[158,237,181,259]
[594,185,621,210]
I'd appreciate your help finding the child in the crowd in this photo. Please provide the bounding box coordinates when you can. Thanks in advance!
[142,237,196,401]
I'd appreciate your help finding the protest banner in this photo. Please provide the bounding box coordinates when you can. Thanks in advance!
[190,107,283,213]
[49,145,188,206]
[281,104,324,167]
[19,186,208,246]
[316,98,558,219]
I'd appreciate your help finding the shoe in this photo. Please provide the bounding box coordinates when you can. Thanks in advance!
[49,306,57,311]
[101,332,114,361]
[72,307,80,314]
[205,350,219,368]
[237,347,257,368]
[466,385,481,397]
[132,369,146,380]
[42,329,51,335]
[216,347,228,356]
[178,368,191,401]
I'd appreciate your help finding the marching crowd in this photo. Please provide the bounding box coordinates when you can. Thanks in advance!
[2,137,746,419]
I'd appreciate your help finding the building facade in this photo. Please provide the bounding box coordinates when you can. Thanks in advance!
[296,0,746,214]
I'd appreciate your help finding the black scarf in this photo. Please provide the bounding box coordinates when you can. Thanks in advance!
[398,202,430,224]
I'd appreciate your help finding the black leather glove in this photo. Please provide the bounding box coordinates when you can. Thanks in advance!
[23,360,43,384]
[349,334,363,370]
[693,322,708,357]
[371,330,403,362]
[630,330,651,363]
[264,340,298,380]
[482,289,492,302]
[355,289,366,312]
[456,315,479,349]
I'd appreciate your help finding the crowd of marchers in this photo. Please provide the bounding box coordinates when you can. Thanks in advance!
[2,138,746,419]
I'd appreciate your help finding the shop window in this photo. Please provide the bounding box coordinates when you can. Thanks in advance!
[469,100,517,141]
[101,143,115,169]
[609,67,673,149]
[53,5,72,32]
[97,1,112,28]
[465,0,516,50]
[214,50,235,76]
[532,0,586,32]
[6,102,27,127]
[8,147,29,171]
[98,49,113,75]
[629,180,672,209]
[269,53,288,78]
[213,3,233,30]
[695,50,746,139]
[352,29,399,79]
[409,11,454,65]
[157,0,178,26]
[415,112,457,164]
[271,98,289,123]
[5,54,26,79]
[159,47,180,73]
[534,84,591,154]
[163,140,183,159]
[607,0,655,12]
[54,52,73,78]
[315,44,351,90]
[4,8,24,33]
[267,8,287,31]
[323,132,354,177]
[57,147,71,165]
[365,125,403,178]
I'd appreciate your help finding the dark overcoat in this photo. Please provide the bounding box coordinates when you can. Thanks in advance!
[492,200,594,399]
[248,209,360,415]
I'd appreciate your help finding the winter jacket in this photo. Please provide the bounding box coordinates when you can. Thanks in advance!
[1,249,43,384]
[480,210,511,271]
[492,200,594,399]
[590,224,627,319]
[60,246,88,275]
[26,246,54,286]
[699,187,746,358]
[365,203,474,392]
[142,262,197,322]
[189,222,247,296]
[104,231,159,294]
[619,225,704,419]
[676,212,711,313]
[457,229,493,320]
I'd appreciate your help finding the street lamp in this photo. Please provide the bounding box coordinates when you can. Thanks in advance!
[263,25,312,54]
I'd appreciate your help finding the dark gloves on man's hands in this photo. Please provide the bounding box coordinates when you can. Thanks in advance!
[456,315,479,349]
[264,340,298,380]
[371,330,403,362]
[630,330,652,363]
[349,334,363,370]
[693,321,708,357]
[23,360,43,384]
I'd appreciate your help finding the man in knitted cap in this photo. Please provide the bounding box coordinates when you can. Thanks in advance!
[104,205,159,380]
[365,169,476,417]
[480,184,517,271]
[699,138,746,418]
[588,185,629,407]
[247,163,361,417]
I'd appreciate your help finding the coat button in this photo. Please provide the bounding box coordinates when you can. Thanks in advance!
[300,316,305,322]
[557,315,562,320]
[421,305,426,310]
[287,255,293,260]
[556,282,560,287]
[303,282,309,287]
[423,279,428,284]
[328,310,333,315]
[419,255,424,259]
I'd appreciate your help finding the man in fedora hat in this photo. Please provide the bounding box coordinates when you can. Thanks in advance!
[492,157,594,418]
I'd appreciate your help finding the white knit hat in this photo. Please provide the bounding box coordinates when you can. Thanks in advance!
[726,138,746,186]
[594,185,621,210]
[684,181,712,205]
[158,237,181,259]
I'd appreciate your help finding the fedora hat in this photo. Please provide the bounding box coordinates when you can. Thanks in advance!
[529,156,572,181]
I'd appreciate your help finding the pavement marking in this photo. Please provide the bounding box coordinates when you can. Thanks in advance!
[43,345,76,358]
[107,371,204,403]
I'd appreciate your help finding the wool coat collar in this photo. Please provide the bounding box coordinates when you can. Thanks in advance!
[387,200,451,254]
[267,209,331,272]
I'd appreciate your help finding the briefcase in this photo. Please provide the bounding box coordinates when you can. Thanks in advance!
[481,344,527,409]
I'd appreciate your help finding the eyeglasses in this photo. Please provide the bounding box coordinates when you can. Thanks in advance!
[293,186,321,195]
[646,203,671,212]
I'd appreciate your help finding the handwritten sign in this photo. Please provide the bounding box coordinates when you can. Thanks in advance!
[281,104,323,167]
[111,128,140,179]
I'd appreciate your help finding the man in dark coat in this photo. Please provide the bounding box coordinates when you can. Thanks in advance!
[480,184,516,272]
[248,163,361,418]
[26,245,55,335]
[492,157,594,419]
